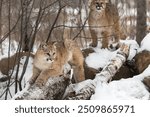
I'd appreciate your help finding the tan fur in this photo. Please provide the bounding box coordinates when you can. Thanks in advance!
[88,0,125,48]
[29,32,85,87]
[0,52,34,75]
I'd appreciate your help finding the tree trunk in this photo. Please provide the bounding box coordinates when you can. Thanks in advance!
[21,0,32,52]
[136,0,146,45]
[0,0,3,55]
[0,0,2,38]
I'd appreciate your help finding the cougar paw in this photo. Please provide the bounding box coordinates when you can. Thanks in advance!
[109,43,119,50]
[28,79,35,85]
[89,42,97,47]
[35,79,45,87]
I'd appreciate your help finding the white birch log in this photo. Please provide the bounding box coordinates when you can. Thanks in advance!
[12,76,70,100]
[65,44,130,100]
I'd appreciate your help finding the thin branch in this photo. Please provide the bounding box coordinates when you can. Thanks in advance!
[0,14,21,44]
[46,1,65,43]
[72,16,90,40]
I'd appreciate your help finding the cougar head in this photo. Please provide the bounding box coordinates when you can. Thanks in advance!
[89,0,109,11]
[39,42,57,62]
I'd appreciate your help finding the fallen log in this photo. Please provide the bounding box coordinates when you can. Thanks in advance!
[64,44,130,100]
[12,76,70,100]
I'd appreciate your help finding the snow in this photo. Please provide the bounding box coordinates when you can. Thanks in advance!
[139,33,150,52]
[91,78,149,100]
[91,65,150,100]
[90,34,150,100]
[120,39,139,60]
[0,56,33,100]
[0,38,34,99]
[1,33,150,100]
[85,48,117,69]
[0,39,18,59]
[12,56,33,84]
[85,39,139,70]
[133,65,150,81]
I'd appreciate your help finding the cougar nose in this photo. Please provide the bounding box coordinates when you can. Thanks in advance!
[96,2,102,10]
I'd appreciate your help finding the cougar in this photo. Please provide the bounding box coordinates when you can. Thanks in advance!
[88,0,125,49]
[29,30,85,87]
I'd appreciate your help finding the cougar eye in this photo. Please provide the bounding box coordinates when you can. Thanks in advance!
[53,52,56,55]
[46,53,50,56]
[95,2,99,6]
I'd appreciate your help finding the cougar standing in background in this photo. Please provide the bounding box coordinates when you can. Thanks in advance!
[88,0,125,49]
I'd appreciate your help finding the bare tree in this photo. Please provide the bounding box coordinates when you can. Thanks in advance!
[136,0,147,45]
[21,0,33,51]
[0,0,3,54]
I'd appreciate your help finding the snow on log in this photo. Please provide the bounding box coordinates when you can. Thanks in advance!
[12,76,70,100]
[94,44,129,83]
[64,79,96,100]
[65,44,130,100]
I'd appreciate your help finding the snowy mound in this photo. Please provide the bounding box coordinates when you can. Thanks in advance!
[91,64,150,100]
[0,56,33,99]
[85,39,139,70]
[120,39,139,60]
[91,78,149,100]
[139,33,150,52]
[85,48,116,69]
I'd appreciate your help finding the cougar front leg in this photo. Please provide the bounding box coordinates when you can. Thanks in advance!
[35,69,62,87]
[29,67,40,85]
[73,65,85,83]
[89,29,98,47]
[101,31,109,48]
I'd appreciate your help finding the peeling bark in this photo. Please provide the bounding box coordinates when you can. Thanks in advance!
[12,76,70,100]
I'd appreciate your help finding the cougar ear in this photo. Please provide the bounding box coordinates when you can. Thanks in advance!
[52,41,57,49]
[39,42,47,49]
[88,0,93,7]
[52,41,57,45]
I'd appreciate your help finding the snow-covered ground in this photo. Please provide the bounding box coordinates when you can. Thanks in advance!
[0,39,34,99]
[1,34,150,100]
[84,36,150,100]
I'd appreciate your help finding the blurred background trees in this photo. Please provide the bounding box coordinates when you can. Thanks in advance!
[136,0,147,45]
[0,0,149,51]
